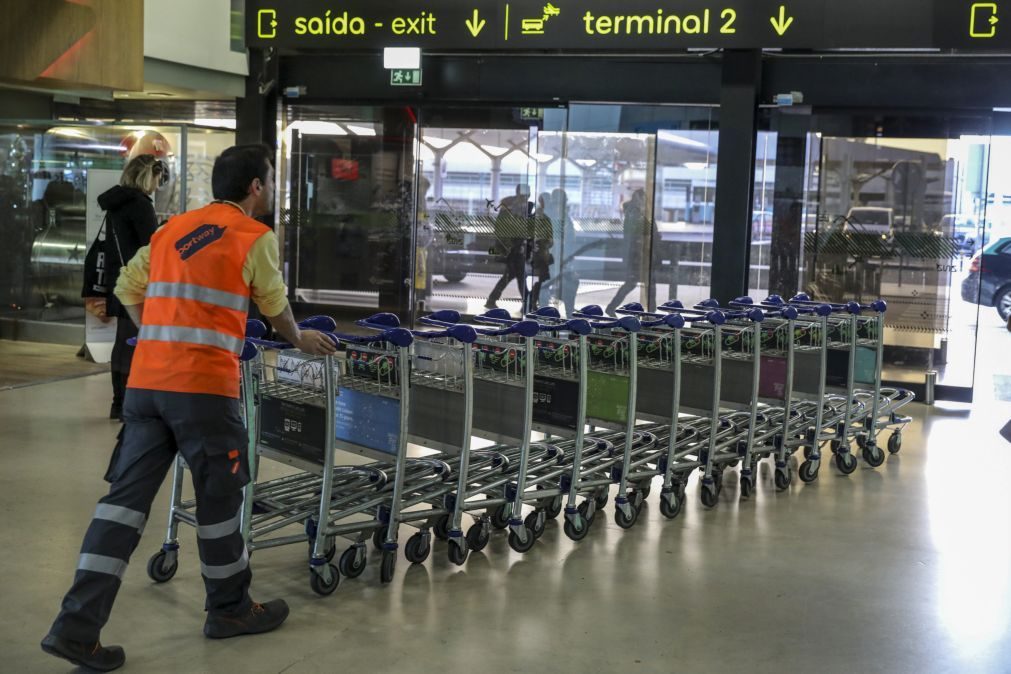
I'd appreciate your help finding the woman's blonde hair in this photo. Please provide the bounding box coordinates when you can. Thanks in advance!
[120,154,165,194]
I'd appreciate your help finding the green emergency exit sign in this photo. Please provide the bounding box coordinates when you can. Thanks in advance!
[390,68,422,86]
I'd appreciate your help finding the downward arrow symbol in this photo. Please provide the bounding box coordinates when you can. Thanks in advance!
[466,9,486,37]
[770,5,794,36]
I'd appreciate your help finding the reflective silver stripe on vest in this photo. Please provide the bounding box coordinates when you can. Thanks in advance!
[146,282,249,313]
[139,325,244,355]
[196,510,241,540]
[78,553,128,580]
[200,546,249,580]
[94,504,147,534]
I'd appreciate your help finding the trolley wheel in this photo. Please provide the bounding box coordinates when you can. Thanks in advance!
[887,432,902,454]
[594,489,609,509]
[614,504,639,529]
[338,546,366,579]
[379,549,396,584]
[855,435,868,450]
[659,491,684,520]
[404,532,431,564]
[637,482,652,501]
[490,504,511,530]
[830,439,843,454]
[727,459,740,469]
[713,470,724,495]
[372,525,388,551]
[448,540,469,566]
[774,468,792,491]
[466,522,490,553]
[862,444,886,468]
[146,550,178,583]
[835,452,858,475]
[544,495,563,520]
[740,476,754,498]
[563,516,590,541]
[700,484,719,508]
[798,460,819,484]
[577,499,595,525]
[309,565,340,596]
[524,511,546,540]
[803,446,815,461]
[508,527,537,553]
[433,515,451,541]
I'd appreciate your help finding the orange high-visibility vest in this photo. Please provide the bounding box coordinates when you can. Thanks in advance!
[129,203,270,398]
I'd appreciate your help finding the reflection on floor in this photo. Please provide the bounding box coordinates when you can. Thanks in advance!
[0,339,108,390]
[2,374,1010,672]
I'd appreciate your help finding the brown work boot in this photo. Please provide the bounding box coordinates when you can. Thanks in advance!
[41,634,125,671]
[203,599,289,639]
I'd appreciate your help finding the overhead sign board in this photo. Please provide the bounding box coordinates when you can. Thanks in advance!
[247,1,1011,51]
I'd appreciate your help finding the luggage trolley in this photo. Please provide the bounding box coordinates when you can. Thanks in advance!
[243,323,414,594]
[144,316,365,587]
[787,294,914,473]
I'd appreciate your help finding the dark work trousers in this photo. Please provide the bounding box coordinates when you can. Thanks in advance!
[487,240,528,306]
[50,388,252,643]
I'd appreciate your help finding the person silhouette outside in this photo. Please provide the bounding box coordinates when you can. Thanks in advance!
[606,188,649,316]
[484,184,531,310]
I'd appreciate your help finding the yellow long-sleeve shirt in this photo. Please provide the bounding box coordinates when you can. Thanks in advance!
[114,227,289,317]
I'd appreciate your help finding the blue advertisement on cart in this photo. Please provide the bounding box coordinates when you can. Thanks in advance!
[334,388,401,456]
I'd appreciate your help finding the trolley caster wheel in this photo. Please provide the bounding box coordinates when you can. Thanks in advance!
[524,511,546,540]
[614,504,639,529]
[147,550,178,583]
[594,489,609,509]
[379,549,397,584]
[830,439,843,454]
[432,515,450,541]
[338,546,366,579]
[862,444,885,468]
[659,491,684,520]
[544,496,563,520]
[727,459,740,469]
[804,446,815,461]
[563,516,590,541]
[835,452,858,475]
[712,471,724,495]
[798,460,819,484]
[774,468,792,491]
[508,527,537,553]
[309,564,340,596]
[700,484,719,508]
[577,499,596,525]
[371,525,388,551]
[490,504,511,530]
[740,476,754,498]
[855,435,868,450]
[466,522,490,553]
[448,539,469,566]
[404,532,431,564]
[637,482,652,501]
[887,432,902,455]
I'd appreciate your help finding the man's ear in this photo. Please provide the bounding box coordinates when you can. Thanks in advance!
[249,178,262,196]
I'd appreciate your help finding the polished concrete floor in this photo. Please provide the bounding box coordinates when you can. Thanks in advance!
[2,373,1010,673]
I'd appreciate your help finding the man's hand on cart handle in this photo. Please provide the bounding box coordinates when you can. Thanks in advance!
[268,305,338,356]
[295,330,338,356]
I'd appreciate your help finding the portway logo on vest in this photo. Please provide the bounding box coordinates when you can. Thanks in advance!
[175,224,227,260]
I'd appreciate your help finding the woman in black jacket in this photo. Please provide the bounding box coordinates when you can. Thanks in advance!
[97,154,165,420]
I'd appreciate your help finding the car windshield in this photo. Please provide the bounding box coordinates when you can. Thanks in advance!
[852,210,890,226]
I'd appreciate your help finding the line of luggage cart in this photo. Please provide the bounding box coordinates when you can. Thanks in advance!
[144,294,915,595]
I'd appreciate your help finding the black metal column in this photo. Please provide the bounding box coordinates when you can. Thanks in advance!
[710,50,762,304]
[236,48,278,148]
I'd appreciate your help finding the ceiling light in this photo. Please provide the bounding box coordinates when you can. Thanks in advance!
[384,47,421,69]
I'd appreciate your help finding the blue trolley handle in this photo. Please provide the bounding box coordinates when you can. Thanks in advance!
[729,297,800,321]
[572,305,642,333]
[691,298,766,323]
[414,310,541,338]
[613,303,687,330]
[761,295,833,317]
[788,293,887,314]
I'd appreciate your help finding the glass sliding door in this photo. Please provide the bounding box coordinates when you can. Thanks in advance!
[280,105,419,328]
[755,109,993,400]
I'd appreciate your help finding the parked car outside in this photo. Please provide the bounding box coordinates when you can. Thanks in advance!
[844,207,894,237]
[961,236,1011,321]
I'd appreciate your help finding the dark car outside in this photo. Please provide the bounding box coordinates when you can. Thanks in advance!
[961,236,1011,322]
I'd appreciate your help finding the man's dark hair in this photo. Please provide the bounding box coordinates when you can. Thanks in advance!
[211,144,273,202]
